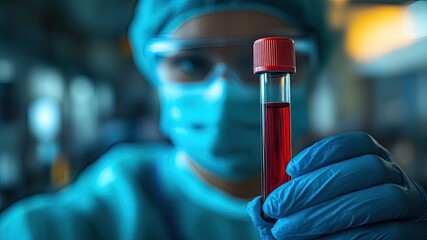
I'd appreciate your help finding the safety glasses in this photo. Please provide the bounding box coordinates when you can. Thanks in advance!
[145,33,318,85]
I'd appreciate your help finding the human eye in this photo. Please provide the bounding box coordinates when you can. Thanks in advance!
[166,53,212,81]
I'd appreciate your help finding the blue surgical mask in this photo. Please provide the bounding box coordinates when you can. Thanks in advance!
[158,65,261,181]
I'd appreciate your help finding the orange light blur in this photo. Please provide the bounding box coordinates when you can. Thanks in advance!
[328,0,350,30]
[345,6,416,63]
[51,156,71,188]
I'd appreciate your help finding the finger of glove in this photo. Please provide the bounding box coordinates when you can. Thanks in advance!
[247,196,275,240]
[264,154,403,218]
[317,217,427,240]
[271,183,424,240]
[287,131,392,178]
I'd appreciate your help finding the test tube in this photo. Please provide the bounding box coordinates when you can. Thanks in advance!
[253,37,296,222]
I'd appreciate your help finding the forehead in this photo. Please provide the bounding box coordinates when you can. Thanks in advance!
[169,11,294,39]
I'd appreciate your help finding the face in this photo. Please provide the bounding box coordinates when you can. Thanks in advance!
[149,11,311,180]
[156,11,294,85]
[150,11,313,86]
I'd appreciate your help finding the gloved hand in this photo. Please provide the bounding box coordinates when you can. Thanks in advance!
[248,132,427,239]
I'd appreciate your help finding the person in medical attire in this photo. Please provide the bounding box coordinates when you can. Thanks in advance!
[1,0,426,239]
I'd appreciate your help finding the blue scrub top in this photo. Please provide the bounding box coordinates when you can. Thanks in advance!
[0,143,260,240]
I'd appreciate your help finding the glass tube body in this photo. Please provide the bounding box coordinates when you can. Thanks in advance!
[260,72,292,222]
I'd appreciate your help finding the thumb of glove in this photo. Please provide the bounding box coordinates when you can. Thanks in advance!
[247,196,276,240]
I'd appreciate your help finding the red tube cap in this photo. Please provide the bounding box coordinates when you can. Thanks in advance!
[253,37,296,74]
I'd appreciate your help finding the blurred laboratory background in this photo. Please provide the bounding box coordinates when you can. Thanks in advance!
[0,0,426,211]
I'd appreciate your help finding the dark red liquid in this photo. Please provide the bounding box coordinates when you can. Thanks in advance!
[262,102,292,221]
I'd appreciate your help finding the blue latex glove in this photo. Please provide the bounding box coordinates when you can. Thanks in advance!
[248,132,427,239]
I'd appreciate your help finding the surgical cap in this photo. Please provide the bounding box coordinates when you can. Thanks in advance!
[128,0,331,83]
